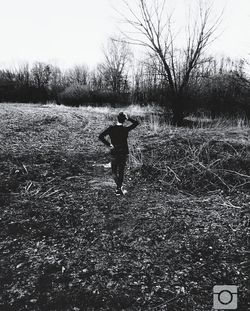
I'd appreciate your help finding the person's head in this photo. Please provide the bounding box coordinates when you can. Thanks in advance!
[117,112,126,124]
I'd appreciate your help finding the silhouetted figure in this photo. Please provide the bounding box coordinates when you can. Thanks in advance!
[98,112,139,195]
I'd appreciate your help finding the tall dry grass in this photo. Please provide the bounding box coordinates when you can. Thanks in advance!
[186,114,250,129]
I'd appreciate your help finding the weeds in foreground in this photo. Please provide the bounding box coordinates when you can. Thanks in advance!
[135,136,250,194]
[0,103,249,311]
[129,143,144,169]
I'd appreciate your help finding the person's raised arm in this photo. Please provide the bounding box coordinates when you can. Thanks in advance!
[125,114,139,132]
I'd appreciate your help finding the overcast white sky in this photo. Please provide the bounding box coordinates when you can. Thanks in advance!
[0,0,249,70]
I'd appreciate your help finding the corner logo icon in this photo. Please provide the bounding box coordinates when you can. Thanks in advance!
[213,285,238,310]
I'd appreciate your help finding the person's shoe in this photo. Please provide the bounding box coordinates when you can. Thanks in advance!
[115,188,123,196]
[121,186,127,195]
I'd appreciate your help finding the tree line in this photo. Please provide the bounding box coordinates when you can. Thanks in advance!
[0,0,250,124]
[1,52,249,118]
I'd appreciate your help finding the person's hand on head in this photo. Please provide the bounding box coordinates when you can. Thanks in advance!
[124,113,128,120]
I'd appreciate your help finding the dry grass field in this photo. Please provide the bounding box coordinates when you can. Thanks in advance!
[0,103,249,311]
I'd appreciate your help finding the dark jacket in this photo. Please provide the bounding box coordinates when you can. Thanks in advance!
[98,118,139,154]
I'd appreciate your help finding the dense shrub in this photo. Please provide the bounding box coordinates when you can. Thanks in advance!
[58,83,130,107]
[89,90,129,106]
[58,84,90,106]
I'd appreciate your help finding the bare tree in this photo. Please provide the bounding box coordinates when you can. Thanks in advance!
[15,64,30,88]
[48,65,67,101]
[89,68,104,91]
[0,69,16,102]
[118,0,221,124]
[132,57,164,104]
[65,65,89,85]
[99,37,132,94]
[31,62,52,89]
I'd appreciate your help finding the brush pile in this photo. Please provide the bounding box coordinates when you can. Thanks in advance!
[136,134,250,194]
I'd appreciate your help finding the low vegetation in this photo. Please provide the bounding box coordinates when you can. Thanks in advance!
[0,103,249,310]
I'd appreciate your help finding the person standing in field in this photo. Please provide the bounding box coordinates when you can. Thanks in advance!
[98,112,139,196]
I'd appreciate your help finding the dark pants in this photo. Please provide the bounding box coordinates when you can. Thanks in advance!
[111,154,127,189]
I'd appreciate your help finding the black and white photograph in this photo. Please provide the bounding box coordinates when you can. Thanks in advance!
[0,0,249,310]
